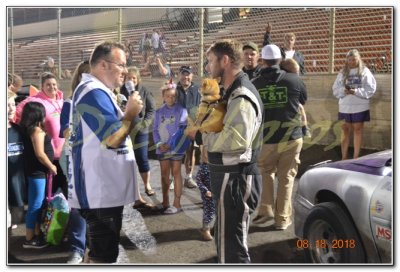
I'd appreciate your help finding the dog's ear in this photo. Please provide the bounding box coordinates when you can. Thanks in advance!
[201,78,220,95]
[200,78,209,94]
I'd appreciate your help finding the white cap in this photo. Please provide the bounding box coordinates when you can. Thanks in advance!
[261,44,282,60]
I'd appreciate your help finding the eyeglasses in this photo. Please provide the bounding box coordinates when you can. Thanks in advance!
[104,59,128,69]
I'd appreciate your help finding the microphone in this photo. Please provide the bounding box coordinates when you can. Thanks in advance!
[125,80,136,96]
[125,80,143,118]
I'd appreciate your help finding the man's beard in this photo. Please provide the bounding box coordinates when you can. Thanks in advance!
[215,68,225,86]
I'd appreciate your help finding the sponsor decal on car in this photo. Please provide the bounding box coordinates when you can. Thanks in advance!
[375,225,391,241]
[371,200,384,214]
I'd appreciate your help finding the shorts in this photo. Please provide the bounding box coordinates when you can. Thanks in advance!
[338,110,370,123]
[157,153,184,161]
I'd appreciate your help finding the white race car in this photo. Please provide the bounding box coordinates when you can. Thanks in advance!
[294,150,392,263]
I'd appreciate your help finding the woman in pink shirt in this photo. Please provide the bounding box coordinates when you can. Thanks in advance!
[15,72,66,195]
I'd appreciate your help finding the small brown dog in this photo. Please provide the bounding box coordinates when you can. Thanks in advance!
[186,78,226,134]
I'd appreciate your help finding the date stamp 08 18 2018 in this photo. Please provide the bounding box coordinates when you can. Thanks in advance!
[296,239,356,249]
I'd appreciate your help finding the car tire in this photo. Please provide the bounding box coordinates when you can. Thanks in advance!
[303,202,366,263]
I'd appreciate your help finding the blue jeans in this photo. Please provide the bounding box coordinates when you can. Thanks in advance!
[25,176,46,230]
[68,208,86,256]
[79,206,123,263]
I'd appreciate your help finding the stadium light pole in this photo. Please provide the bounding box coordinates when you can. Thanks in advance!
[328,8,336,74]
[199,8,204,77]
[9,8,15,75]
[57,8,62,79]
[118,8,122,43]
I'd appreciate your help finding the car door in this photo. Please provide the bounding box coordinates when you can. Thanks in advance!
[369,172,392,263]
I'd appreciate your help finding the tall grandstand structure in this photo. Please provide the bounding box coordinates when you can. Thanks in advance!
[6,7,392,153]
[8,7,392,79]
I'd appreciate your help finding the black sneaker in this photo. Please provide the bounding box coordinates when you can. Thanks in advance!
[23,236,48,249]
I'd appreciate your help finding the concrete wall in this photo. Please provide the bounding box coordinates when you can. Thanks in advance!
[301,74,392,151]
[47,73,392,151]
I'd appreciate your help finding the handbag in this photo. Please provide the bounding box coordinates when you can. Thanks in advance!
[42,174,70,246]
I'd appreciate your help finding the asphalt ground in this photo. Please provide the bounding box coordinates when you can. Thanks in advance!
[8,159,306,265]
[7,145,379,265]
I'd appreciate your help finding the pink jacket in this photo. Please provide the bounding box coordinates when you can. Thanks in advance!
[15,90,65,160]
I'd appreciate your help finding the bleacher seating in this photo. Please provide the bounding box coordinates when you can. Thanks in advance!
[8,8,392,79]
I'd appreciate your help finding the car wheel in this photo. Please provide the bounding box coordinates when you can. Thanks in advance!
[303,202,366,263]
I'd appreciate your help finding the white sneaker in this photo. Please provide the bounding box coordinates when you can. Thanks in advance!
[184,177,197,188]
[67,251,83,264]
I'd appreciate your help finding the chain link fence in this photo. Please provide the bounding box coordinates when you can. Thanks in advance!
[8,7,392,80]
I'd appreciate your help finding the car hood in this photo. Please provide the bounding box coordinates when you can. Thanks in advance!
[321,150,392,177]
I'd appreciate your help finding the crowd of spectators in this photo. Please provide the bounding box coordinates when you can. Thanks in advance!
[7,19,377,264]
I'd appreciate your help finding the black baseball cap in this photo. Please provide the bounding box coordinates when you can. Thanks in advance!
[179,65,193,74]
